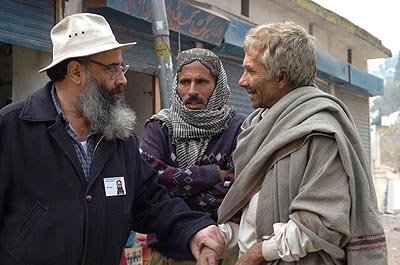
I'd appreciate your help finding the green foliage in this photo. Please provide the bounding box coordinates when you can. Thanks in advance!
[395,52,400,81]
[371,80,400,115]
[370,53,400,115]
[383,54,398,70]
[371,53,400,171]
[380,121,400,170]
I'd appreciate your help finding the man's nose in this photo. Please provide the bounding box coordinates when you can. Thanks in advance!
[238,73,248,88]
[115,71,128,86]
[187,82,198,96]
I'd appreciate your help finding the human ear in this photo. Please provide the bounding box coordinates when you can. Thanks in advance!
[67,61,85,85]
[277,69,289,86]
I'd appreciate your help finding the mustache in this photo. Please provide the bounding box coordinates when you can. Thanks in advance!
[110,86,123,95]
[244,87,256,93]
[183,96,206,105]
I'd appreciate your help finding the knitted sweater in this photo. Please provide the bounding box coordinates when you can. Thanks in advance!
[140,112,244,260]
[140,113,245,221]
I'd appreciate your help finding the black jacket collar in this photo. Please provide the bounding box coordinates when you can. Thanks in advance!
[20,81,57,122]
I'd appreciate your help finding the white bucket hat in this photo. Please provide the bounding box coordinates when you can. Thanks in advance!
[39,13,136,73]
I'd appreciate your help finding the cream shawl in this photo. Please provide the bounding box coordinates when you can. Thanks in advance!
[218,86,387,264]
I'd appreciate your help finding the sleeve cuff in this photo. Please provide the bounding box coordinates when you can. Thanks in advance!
[262,235,280,261]
[219,222,239,258]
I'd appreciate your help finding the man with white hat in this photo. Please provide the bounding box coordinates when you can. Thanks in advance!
[0,13,227,265]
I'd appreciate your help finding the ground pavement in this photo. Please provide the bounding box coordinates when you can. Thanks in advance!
[381,213,400,265]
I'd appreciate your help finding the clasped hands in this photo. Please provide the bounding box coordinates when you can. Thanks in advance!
[189,225,228,265]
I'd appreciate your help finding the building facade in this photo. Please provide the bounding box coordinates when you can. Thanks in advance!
[0,0,392,152]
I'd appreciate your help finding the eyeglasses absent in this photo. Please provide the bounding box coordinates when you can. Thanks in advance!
[87,59,130,80]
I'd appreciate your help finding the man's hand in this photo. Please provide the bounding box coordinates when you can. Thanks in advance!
[189,225,228,260]
[219,169,229,180]
[196,246,219,265]
[235,242,264,265]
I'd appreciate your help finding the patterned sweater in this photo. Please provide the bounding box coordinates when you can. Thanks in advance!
[140,113,245,221]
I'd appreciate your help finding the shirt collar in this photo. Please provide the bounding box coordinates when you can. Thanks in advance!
[51,84,97,137]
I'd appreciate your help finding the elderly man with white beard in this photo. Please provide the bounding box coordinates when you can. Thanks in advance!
[0,13,227,265]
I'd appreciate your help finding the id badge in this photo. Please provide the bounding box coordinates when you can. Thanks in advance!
[103,176,126,197]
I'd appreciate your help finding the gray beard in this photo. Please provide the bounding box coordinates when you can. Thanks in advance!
[74,76,137,140]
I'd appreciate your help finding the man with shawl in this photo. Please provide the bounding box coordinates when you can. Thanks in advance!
[140,48,245,264]
[217,22,387,264]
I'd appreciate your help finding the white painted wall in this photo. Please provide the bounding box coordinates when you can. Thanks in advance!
[194,0,368,70]
[387,178,400,213]
[194,0,241,15]
[124,71,154,141]
[373,169,388,213]
[12,45,51,102]
[63,0,82,17]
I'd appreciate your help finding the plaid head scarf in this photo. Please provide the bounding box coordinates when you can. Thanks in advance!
[150,48,236,167]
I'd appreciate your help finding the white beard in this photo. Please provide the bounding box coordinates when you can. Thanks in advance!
[74,75,137,140]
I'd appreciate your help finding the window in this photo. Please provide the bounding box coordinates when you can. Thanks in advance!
[241,0,249,17]
[347,49,352,64]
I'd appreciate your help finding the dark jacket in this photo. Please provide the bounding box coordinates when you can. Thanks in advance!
[0,82,214,265]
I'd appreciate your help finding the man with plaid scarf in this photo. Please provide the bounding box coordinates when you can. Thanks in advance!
[140,48,245,265]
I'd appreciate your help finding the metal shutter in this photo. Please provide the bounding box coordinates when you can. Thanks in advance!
[220,57,252,117]
[336,87,371,158]
[0,0,54,52]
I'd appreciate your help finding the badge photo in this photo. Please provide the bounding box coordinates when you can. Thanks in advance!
[104,176,126,197]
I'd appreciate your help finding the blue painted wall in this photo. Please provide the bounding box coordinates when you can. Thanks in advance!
[0,0,54,52]
[88,0,230,46]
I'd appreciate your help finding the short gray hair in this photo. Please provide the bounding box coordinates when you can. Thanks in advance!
[243,22,317,88]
